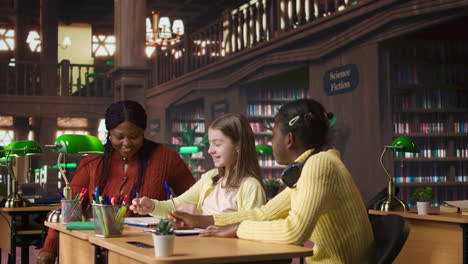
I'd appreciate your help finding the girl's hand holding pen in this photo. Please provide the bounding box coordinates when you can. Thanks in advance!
[168,211,214,229]
[130,196,155,215]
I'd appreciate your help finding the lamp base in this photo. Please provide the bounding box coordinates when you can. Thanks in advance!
[46,207,62,223]
[378,195,409,212]
[2,193,31,208]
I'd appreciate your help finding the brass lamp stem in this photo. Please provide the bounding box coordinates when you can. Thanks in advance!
[5,152,16,182]
[3,152,30,207]
[57,153,72,200]
[379,147,391,181]
[378,146,408,212]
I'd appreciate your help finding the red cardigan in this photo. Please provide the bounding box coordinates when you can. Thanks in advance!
[41,143,195,254]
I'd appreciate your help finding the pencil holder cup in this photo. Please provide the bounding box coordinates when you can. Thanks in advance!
[92,204,125,237]
[60,199,83,224]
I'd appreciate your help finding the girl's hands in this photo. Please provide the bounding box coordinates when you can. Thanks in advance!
[129,196,155,215]
[169,211,214,229]
[199,223,240,238]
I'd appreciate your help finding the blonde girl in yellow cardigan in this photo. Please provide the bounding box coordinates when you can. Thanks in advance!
[170,99,375,264]
[130,113,266,217]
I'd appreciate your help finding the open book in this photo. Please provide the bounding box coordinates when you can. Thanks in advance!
[143,227,204,236]
[123,217,160,227]
[441,200,468,212]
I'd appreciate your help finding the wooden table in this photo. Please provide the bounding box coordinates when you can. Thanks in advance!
[45,222,147,264]
[0,206,56,264]
[369,209,468,264]
[46,222,313,264]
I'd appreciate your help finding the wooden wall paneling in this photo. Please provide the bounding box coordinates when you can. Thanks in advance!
[309,42,384,203]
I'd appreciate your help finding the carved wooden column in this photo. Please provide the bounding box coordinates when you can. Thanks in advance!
[112,0,150,105]
[40,0,58,96]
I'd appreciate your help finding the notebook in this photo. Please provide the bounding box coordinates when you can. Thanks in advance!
[123,217,160,227]
[66,221,95,230]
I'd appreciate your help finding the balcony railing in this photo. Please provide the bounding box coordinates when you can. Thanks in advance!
[155,0,360,85]
[0,60,112,97]
[58,60,112,97]
[0,60,41,95]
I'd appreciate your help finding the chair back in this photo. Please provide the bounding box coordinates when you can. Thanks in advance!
[371,214,409,264]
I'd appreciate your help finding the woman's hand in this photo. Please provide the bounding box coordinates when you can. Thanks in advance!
[169,211,214,229]
[129,196,155,215]
[199,223,240,238]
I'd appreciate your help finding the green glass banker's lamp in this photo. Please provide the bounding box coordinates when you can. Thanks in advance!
[179,146,200,171]
[256,144,273,156]
[377,136,418,212]
[0,140,42,207]
[46,135,104,200]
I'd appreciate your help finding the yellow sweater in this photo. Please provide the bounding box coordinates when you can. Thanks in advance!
[214,149,375,264]
[150,169,266,219]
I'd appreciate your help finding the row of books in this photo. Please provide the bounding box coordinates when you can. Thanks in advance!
[393,121,410,134]
[456,146,468,158]
[454,121,468,133]
[395,176,447,183]
[394,146,447,158]
[393,89,467,109]
[392,64,468,87]
[250,122,273,133]
[393,121,447,134]
[247,103,281,116]
[392,122,468,134]
[255,136,271,146]
[259,156,281,167]
[247,87,307,100]
[171,122,205,133]
[393,164,447,178]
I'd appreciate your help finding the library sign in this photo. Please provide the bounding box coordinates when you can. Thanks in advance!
[323,64,359,96]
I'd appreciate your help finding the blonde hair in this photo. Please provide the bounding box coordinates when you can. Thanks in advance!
[209,113,263,189]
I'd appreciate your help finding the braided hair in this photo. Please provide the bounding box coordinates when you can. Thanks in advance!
[97,100,157,202]
[275,99,333,151]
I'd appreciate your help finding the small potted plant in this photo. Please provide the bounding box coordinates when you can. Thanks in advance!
[152,220,175,257]
[265,178,281,199]
[411,187,434,215]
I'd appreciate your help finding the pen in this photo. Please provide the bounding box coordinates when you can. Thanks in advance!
[95,187,100,203]
[164,181,176,210]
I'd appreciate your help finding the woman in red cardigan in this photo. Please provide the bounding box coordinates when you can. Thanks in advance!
[36,100,195,264]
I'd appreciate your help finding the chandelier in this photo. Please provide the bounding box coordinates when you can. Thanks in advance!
[146,11,184,51]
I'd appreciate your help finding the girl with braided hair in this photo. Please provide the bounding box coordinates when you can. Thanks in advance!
[168,99,375,264]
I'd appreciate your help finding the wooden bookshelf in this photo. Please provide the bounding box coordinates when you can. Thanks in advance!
[244,82,309,180]
[167,99,207,178]
[386,33,468,206]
